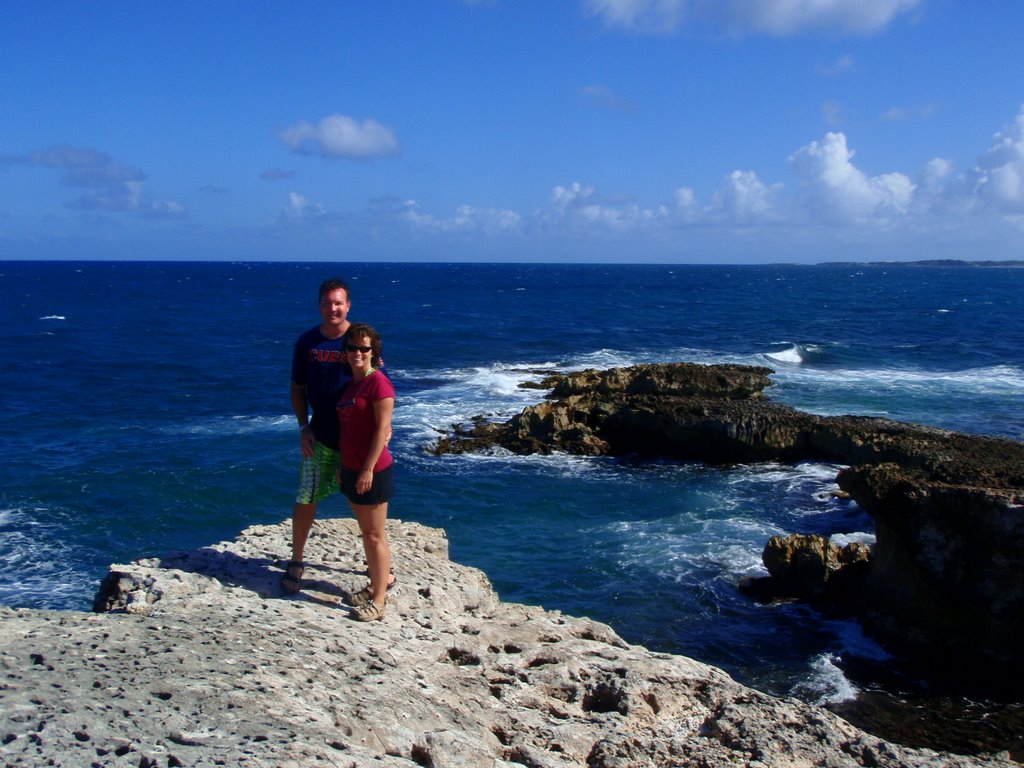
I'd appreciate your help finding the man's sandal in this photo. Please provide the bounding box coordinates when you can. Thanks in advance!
[351,598,386,622]
[281,561,304,594]
[348,573,397,607]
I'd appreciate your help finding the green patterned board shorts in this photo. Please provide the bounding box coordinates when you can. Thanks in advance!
[295,441,341,504]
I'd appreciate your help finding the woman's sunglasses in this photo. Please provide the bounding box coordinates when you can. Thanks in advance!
[345,344,372,353]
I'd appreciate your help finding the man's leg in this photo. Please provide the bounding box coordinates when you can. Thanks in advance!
[281,502,317,593]
[291,501,318,564]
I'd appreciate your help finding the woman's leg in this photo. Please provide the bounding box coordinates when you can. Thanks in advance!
[351,501,391,606]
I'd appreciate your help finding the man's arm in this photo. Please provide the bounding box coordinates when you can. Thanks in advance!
[291,382,315,458]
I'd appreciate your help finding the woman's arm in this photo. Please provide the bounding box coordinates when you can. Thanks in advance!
[356,396,394,494]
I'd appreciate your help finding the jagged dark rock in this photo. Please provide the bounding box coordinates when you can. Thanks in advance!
[432,362,1024,693]
[740,532,873,604]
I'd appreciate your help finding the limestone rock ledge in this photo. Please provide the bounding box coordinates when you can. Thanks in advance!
[0,519,1014,768]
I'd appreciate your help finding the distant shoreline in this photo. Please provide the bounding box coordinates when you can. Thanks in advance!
[818,259,1024,268]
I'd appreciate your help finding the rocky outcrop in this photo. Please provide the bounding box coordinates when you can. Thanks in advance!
[0,518,1016,768]
[745,533,873,605]
[837,463,1024,689]
[432,362,1024,690]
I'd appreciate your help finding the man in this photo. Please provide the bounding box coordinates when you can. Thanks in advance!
[281,278,355,593]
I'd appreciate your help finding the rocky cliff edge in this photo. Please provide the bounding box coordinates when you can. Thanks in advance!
[0,518,1016,768]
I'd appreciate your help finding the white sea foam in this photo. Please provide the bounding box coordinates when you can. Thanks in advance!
[398,362,550,448]
[0,503,96,610]
[397,353,651,450]
[559,349,638,371]
[700,542,768,579]
[445,449,600,477]
[605,489,786,583]
[831,532,876,547]
[766,344,803,365]
[784,621,892,708]
[705,338,1024,411]
[39,315,66,320]
[724,462,846,509]
[157,414,294,436]
[790,653,860,705]
[776,363,1024,393]
[465,367,534,396]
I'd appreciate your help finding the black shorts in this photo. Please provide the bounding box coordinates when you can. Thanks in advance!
[339,464,395,505]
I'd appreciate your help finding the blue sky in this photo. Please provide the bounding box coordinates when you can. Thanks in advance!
[2,0,1023,263]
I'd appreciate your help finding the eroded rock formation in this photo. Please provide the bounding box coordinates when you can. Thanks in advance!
[432,363,1024,689]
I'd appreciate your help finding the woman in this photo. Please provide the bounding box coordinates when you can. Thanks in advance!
[336,323,395,621]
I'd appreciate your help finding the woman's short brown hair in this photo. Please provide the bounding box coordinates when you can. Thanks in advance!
[345,323,383,369]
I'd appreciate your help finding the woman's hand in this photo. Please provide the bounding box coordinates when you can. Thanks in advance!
[356,468,374,495]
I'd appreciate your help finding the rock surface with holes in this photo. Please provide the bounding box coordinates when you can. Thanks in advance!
[0,518,1016,767]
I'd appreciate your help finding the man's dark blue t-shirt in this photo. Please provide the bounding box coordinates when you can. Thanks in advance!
[291,325,353,449]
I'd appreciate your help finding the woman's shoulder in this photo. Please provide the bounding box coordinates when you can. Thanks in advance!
[367,370,395,398]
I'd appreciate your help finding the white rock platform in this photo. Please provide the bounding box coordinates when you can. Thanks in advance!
[0,518,1016,768]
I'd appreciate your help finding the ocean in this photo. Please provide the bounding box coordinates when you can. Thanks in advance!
[2,260,1022,754]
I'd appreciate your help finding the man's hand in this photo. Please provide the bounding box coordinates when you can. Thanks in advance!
[300,426,316,458]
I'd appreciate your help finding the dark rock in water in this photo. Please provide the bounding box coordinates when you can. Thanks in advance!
[741,532,872,604]
[827,682,1024,762]
[838,463,1024,694]
[433,361,1024,694]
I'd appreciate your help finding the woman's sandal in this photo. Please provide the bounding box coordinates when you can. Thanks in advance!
[348,572,397,607]
[351,598,386,622]
[281,561,304,594]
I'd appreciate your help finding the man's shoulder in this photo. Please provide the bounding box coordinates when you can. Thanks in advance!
[295,324,342,349]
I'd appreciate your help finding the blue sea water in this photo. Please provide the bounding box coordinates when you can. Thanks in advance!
[2,260,1023,744]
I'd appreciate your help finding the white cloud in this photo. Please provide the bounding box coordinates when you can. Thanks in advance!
[407,105,1024,244]
[583,0,686,33]
[673,187,699,222]
[144,200,188,219]
[968,106,1024,213]
[905,107,1024,224]
[543,182,668,231]
[817,54,856,76]
[788,132,914,224]
[287,192,325,218]
[708,170,785,224]
[916,157,953,202]
[584,0,921,36]
[880,102,938,122]
[278,114,400,159]
[822,100,845,127]
[402,200,521,235]
[0,145,185,217]
[717,0,922,36]
[266,104,1024,255]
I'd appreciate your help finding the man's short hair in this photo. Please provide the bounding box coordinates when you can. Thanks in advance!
[318,278,350,302]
